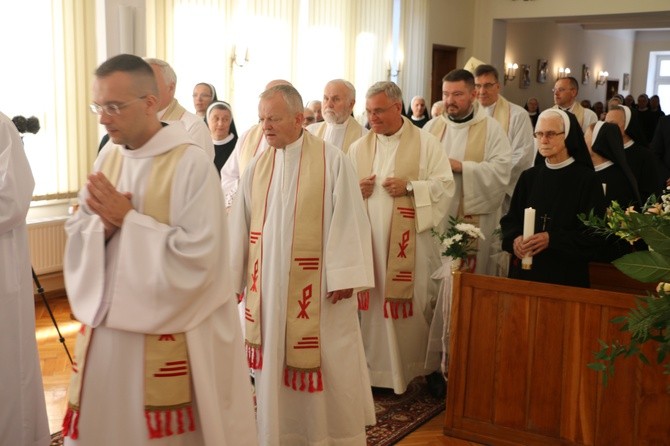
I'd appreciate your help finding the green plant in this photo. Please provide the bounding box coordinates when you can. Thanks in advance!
[580,192,670,383]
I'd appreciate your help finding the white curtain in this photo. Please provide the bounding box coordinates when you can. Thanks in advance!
[399,0,428,108]
[0,0,96,201]
[161,0,394,129]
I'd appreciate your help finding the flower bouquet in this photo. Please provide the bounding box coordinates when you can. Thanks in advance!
[428,216,485,374]
[580,192,670,383]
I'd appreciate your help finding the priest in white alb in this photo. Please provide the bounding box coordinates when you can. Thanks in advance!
[228,84,376,445]
[424,68,512,275]
[220,79,292,208]
[0,111,50,446]
[62,54,257,446]
[306,78,367,152]
[348,81,455,394]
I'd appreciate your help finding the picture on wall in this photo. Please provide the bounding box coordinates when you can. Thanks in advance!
[519,64,531,89]
[537,59,548,83]
[623,73,630,91]
[582,64,590,85]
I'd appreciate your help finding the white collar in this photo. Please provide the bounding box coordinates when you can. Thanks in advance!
[545,156,575,169]
[594,160,614,171]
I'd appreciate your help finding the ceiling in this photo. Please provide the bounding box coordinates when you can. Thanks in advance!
[555,11,670,31]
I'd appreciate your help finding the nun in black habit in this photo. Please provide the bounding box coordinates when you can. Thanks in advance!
[500,109,607,287]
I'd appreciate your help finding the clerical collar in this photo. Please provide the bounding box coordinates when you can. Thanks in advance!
[411,115,426,121]
[448,109,474,123]
[545,156,575,170]
[560,103,575,113]
[528,111,538,116]
[594,160,614,171]
[213,133,234,145]
[376,121,404,142]
[623,140,634,149]
[328,120,348,129]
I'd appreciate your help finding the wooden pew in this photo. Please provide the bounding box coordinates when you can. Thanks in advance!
[444,273,670,445]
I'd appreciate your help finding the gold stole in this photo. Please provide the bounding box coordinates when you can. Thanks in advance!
[239,124,265,175]
[492,96,511,134]
[246,132,326,392]
[428,115,487,272]
[160,99,186,121]
[63,144,193,440]
[355,118,420,319]
[553,103,584,127]
[313,116,363,153]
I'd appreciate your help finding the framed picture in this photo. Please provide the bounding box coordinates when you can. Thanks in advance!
[623,73,630,91]
[537,59,548,83]
[582,64,590,85]
[519,64,531,89]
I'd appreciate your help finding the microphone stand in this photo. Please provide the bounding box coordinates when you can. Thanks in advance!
[32,267,73,365]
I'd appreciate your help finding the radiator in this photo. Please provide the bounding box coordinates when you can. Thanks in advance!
[27,217,68,275]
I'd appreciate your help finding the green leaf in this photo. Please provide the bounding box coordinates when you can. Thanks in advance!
[588,362,607,371]
[639,353,650,365]
[613,251,670,283]
[636,222,670,255]
[610,316,627,324]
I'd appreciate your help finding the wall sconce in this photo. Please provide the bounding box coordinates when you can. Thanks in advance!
[596,70,609,87]
[504,63,518,84]
[231,45,249,68]
[386,60,402,81]
[557,67,571,79]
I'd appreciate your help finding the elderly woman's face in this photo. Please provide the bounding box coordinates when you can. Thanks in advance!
[535,114,568,163]
[208,108,232,140]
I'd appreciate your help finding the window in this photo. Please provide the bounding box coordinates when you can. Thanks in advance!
[0,1,95,204]
[649,52,670,112]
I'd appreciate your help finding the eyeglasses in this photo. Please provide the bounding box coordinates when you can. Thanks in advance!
[365,104,396,118]
[474,82,497,90]
[551,88,574,94]
[89,96,147,116]
[533,131,565,139]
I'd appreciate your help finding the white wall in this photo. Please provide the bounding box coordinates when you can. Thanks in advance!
[502,22,635,109]
[632,30,670,97]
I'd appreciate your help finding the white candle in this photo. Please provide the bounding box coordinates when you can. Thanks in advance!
[522,207,535,270]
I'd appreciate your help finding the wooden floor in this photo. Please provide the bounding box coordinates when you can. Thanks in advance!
[36,296,478,444]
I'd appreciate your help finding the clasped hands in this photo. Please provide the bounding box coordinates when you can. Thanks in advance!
[512,232,549,259]
[85,172,134,240]
[359,174,408,199]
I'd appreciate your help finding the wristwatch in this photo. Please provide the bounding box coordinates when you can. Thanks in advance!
[405,182,414,196]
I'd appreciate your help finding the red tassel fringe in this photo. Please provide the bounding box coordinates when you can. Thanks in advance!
[283,367,324,392]
[62,407,79,439]
[384,300,413,319]
[357,290,370,310]
[145,407,196,439]
[246,343,263,369]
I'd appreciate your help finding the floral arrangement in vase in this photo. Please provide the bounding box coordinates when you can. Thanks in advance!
[580,191,670,383]
[432,216,485,263]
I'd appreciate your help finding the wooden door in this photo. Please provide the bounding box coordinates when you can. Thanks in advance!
[431,45,458,106]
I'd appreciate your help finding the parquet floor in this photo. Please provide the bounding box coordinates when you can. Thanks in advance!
[36,296,479,444]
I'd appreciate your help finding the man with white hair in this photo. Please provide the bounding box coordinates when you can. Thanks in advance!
[229,83,376,444]
[144,58,214,161]
[307,79,367,153]
[306,99,323,122]
[220,79,292,207]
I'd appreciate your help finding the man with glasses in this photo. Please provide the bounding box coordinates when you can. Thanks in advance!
[306,79,367,153]
[552,76,598,132]
[424,68,512,275]
[348,81,454,396]
[474,64,534,215]
[63,54,257,445]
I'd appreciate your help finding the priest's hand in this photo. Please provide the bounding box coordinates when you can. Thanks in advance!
[382,177,408,198]
[360,174,376,199]
[449,159,462,173]
[327,288,353,304]
[86,172,134,232]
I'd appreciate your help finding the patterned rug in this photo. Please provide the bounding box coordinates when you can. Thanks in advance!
[366,376,445,445]
[50,377,444,445]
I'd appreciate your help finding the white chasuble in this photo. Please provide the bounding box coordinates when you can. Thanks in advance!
[229,131,376,445]
[348,119,454,394]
